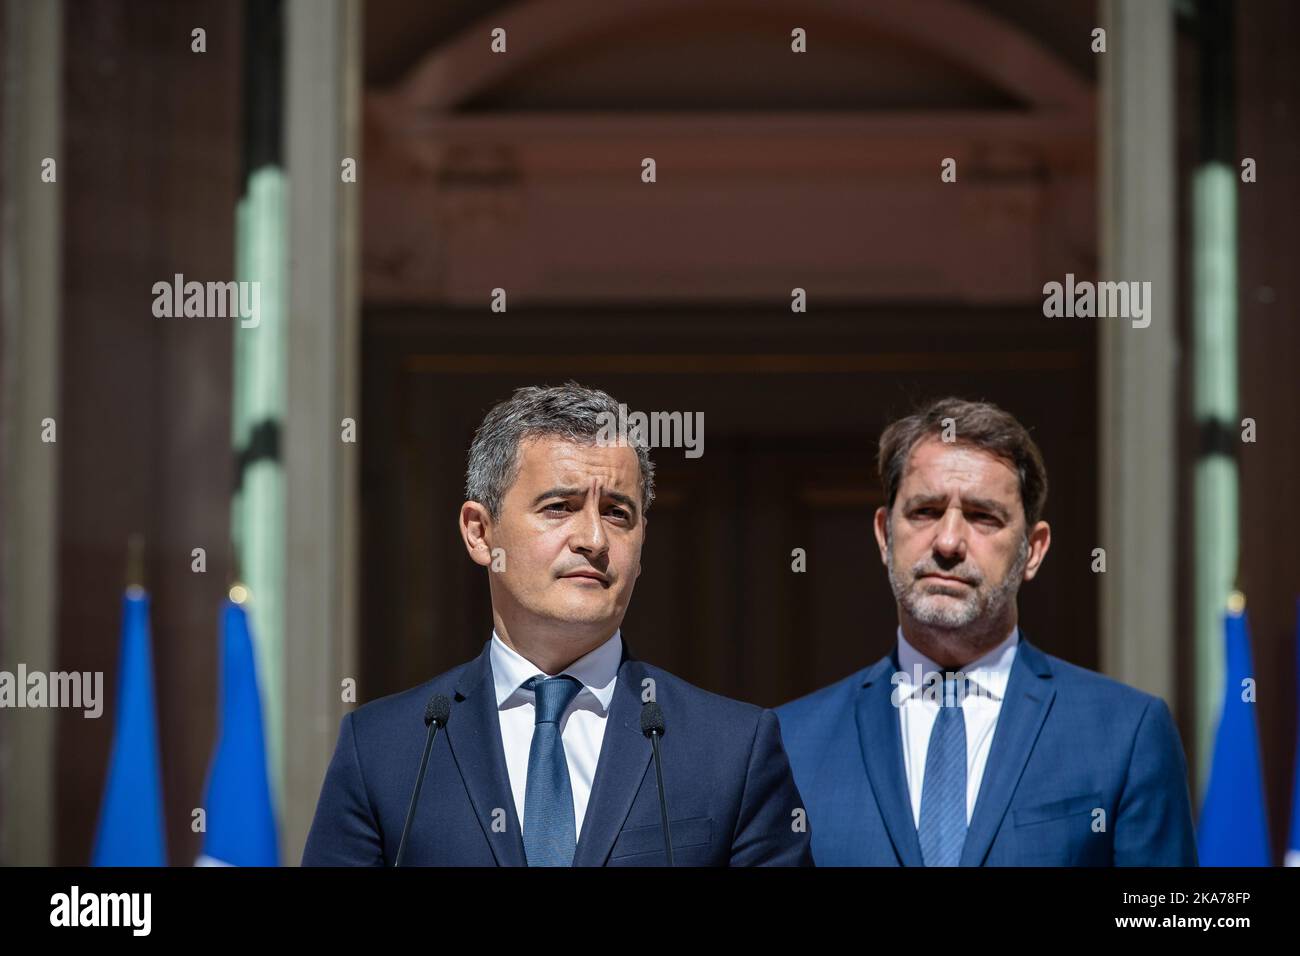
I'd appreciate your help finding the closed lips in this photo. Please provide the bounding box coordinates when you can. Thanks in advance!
[562,571,606,582]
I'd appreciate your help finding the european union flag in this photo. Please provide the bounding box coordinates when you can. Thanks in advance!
[92,587,167,865]
[1197,603,1271,865]
[197,597,279,866]
[1287,599,1300,867]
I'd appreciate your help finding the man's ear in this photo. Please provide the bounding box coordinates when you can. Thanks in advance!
[1021,520,1052,581]
[872,506,891,565]
[460,501,495,568]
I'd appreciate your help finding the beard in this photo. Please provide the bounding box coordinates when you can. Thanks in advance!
[886,531,1028,633]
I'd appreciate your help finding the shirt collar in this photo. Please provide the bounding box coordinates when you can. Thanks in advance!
[894,624,1019,702]
[490,628,622,713]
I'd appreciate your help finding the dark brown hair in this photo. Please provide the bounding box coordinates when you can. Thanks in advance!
[877,397,1048,528]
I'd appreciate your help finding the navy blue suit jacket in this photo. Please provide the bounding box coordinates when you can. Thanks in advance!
[776,637,1197,866]
[303,640,812,866]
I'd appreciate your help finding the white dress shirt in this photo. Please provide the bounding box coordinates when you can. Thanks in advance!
[490,629,621,838]
[894,626,1019,827]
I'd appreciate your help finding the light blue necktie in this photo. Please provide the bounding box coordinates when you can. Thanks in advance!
[918,678,968,867]
[522,675,583,867]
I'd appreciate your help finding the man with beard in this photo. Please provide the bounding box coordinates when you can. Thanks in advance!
[776,398,1197,866]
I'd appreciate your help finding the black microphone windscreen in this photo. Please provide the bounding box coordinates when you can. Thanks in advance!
[640,701,666,737]
[425,693,451,728]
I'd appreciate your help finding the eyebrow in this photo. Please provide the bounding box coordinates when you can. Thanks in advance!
[531,486,640,518]
[900,494,1012,522]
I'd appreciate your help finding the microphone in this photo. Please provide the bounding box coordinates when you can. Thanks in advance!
[394,693,451,866]
[640,701,674,866]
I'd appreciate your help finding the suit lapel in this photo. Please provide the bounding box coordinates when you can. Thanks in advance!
[572,649,653,867]
[855,653,925,866]
[959,637,1056,866]
[446,642,527,867]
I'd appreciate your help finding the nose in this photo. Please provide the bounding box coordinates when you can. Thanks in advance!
[569,494,609,558]
[933,506,968,561]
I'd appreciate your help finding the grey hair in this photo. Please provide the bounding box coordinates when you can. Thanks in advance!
[465,381,656,520]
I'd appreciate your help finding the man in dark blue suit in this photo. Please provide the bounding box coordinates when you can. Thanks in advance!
[777,398,1197,866]
[303,383,810,866]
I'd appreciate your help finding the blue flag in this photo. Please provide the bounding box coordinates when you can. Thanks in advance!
[1197,604,1271,865]
[92,588,167,865]
[197,598,279,866]
[1287,598,1300,867]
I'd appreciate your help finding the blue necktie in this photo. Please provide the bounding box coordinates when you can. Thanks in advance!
[522,675,583,867]
[918,678,968,867]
